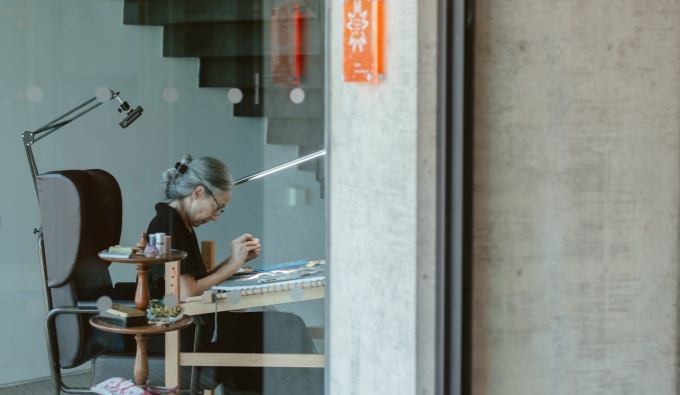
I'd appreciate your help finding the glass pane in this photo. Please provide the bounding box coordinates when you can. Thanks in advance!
[1,0,326,393]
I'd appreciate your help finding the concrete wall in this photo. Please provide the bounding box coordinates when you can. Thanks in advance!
[327,0,438,393]
[473,1,680,394]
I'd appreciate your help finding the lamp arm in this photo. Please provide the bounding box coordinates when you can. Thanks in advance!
[21,90,124,200]
[32,96,102,139]
[234,149,326,185]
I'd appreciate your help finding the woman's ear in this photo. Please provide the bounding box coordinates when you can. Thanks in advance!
[192,185,205,200]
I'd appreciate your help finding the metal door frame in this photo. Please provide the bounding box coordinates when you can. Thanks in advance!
[436,0,474,393]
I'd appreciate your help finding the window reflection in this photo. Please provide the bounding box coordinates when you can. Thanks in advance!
[2,0,326,393]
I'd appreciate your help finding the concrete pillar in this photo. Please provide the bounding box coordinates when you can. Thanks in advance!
[327,0,438,393]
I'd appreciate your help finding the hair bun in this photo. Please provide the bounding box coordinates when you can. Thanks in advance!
[174,162,188,174]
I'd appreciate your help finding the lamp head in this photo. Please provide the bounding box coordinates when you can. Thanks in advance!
[109,91,143,128]
[118,103,143,128]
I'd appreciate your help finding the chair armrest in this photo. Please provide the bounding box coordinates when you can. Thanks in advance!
[44,307,100,392]
[77,300,136,309]
[47,306,97,319]
[44,306,138,382]
[74,282,137,309]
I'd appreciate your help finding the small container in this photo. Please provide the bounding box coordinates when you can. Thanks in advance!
[155,233,166,253]
[164,235,172,252]
[144,234,159,257]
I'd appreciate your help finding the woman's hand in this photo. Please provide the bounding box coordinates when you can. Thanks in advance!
[199,234,262,295]
[230,233,261,265]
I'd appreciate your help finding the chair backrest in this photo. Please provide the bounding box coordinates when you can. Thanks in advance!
[36,169,123,368]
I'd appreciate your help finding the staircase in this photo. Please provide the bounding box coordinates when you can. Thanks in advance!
[123,0,325,192]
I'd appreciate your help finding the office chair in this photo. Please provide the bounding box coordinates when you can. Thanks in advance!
[35,169,219,394]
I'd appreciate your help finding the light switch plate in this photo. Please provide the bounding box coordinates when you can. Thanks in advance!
[288,187,307,206]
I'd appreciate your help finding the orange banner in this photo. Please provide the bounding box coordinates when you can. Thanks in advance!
[343,0,384,83]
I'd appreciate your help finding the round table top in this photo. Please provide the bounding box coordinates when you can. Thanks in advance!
[89,315,194,335]
[98,249,188,264]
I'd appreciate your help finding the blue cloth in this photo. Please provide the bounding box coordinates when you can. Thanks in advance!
[252,260,309,272]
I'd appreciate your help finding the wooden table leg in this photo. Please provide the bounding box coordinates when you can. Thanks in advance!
[134,334,149,386]
[135,263,150,310]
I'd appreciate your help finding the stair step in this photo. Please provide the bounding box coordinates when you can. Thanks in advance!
[199,55,323,88]
[264,54,324,88]
[123,0,263,25]
[163,22,264,57]
[199,56,263,88]
[263,87,322,118]
[163,21,323,58]
[266,118,323,146]
[233,88,263,117]
[123,0,321,25]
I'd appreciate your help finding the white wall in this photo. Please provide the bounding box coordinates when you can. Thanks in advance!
[0,0,326,385]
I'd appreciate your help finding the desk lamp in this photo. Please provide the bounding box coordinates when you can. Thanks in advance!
[21,88,143,200]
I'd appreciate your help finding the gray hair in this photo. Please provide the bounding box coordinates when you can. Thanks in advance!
[162,154,234,200]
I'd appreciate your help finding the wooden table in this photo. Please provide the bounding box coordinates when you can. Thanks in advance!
[99,250,188,310]
[90,316,194,386]
[163,261,326,391]
[181,281,326,316]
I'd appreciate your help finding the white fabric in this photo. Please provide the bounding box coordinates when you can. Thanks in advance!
[91,377,178,395]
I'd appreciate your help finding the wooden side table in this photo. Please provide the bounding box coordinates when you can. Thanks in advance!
[98,250,188,310]
[90,316,194,386]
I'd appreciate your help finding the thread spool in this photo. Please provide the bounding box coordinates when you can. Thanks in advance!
[164,235,172,252]
[156,233,166,253]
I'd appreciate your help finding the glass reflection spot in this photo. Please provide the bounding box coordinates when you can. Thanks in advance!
[227,290,242,304]
[96,295,113,312]
[95,87,113,102]
[227,88,243,104]
[163,293,179,307]
[163,87,179,103]
[25,86,43,103]
[289,88,305,104]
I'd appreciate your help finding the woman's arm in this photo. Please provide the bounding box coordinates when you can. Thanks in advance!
[178,233,261,299]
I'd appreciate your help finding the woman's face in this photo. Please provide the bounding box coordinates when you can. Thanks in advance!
[187,186,231,227]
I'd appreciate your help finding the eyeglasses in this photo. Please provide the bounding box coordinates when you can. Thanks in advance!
[203,185,225,216]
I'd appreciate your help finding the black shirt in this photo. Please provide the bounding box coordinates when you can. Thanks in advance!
[146,203,208,299]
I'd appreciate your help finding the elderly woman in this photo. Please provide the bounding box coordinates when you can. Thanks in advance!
[145,154,322,395]
[146,154,259,299]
